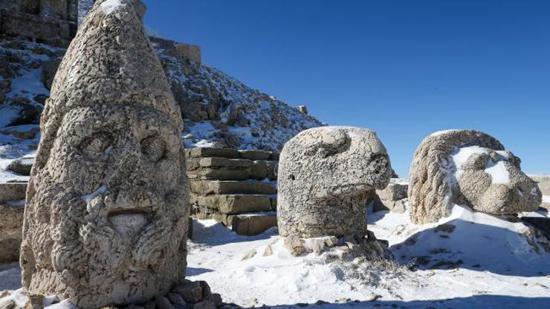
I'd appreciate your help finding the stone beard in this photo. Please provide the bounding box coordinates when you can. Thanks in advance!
[20,104,188,307]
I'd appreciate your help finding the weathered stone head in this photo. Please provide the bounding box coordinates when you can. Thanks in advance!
[20,0,188,307]
[409,130,541,224]
[278,126,392,238]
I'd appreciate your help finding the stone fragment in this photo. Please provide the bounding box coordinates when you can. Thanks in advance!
[278,126,392,238]
[173,281,203,304]
[167,293,186,306]
[409,130,541,224]
[20,1,189,307]
[0,298,16,309]
[155,296,174,309]
[6,157,34,176]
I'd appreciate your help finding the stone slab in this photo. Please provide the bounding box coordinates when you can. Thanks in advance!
[186,148,240,159]
[0,202,25,263]
[187,157,253,170]
[191,194,273,214]
[238,150,272,161]
[230,213,277,236]
[0,182,27,202]
[190,180,276,195]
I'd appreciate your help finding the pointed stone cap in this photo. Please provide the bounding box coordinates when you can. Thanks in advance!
[45,0,182,130]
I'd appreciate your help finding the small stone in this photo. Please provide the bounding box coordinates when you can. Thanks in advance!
[241,249,257,260]
[155,296,174,309]
[174,281,203,303]
[192,300,215,309]
[24,294,44,309]
[263,244,273,256]
[167,293,186,306]
[143,301,156,309]
[6,157,34,176]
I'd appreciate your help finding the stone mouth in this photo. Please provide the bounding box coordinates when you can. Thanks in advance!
[108,209,151,239]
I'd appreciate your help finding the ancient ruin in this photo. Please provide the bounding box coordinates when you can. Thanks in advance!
[19,0,189,307]
[409,129,542,224]
[188,147,278,236]
[277,126,393,257]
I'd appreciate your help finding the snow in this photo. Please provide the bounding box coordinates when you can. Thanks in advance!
[180,205,550,307]
[452,146,511,185]
[544,196,550,203]
[1,204,550,307]
[430,129,461,137]
[100,0,123,15]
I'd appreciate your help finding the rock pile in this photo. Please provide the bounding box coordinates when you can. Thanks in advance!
[277,126,393,258]
[188,147,278,236]
[409,129,542,224]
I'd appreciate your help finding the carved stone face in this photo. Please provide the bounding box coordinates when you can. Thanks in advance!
[278,127,392,238]
[21,105,188,307]
[452,146,541,214]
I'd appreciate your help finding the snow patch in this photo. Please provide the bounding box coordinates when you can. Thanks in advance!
[452,146,511,185]
[100,0,123,15]
[81,185,107,203]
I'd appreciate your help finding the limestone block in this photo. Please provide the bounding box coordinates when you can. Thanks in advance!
[189,180,276,195]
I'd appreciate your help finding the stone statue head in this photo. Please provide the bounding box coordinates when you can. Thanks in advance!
[277,126,392,238]
[20,1,189,307]
[409,129,541,224]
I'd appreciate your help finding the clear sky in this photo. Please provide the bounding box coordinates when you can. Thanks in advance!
[143,0,549,177]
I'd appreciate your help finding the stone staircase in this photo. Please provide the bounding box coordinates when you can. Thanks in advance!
[186,148,278,236]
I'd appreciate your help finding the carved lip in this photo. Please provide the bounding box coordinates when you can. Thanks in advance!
[107,208,152,238]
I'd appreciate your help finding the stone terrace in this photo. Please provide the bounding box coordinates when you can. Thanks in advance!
[187,147,278,236]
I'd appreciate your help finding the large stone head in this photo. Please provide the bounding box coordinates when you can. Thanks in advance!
[409,130,541,224]
[20,0,188,307]
[277,126,392,238]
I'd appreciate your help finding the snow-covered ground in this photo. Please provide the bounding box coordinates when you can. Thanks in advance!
[2,205,550,308]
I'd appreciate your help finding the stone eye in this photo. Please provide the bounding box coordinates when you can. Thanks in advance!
[81,132,112,156]
[141,135,166,162]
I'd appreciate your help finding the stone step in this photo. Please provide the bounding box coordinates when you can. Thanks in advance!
[190,194,275,214]
[190,180,277,195]
[186,164,277,181]
[0,201,25,263]
[186,157,253,171]
[186,148,240,159]
[232,213,278,236]
[0,182,27,202]
[215,212,277,236]
[186,147,278,161]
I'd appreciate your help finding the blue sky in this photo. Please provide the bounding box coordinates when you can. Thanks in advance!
[143,0,549,177]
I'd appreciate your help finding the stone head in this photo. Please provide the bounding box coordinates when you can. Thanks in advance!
[277,126,392,238]
[409,130,541,224]
[20,0,188,307]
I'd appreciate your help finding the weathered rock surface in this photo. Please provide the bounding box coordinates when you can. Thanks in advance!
[409,130,541,224]
[278,126,392,238]
[20,1,189,307]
